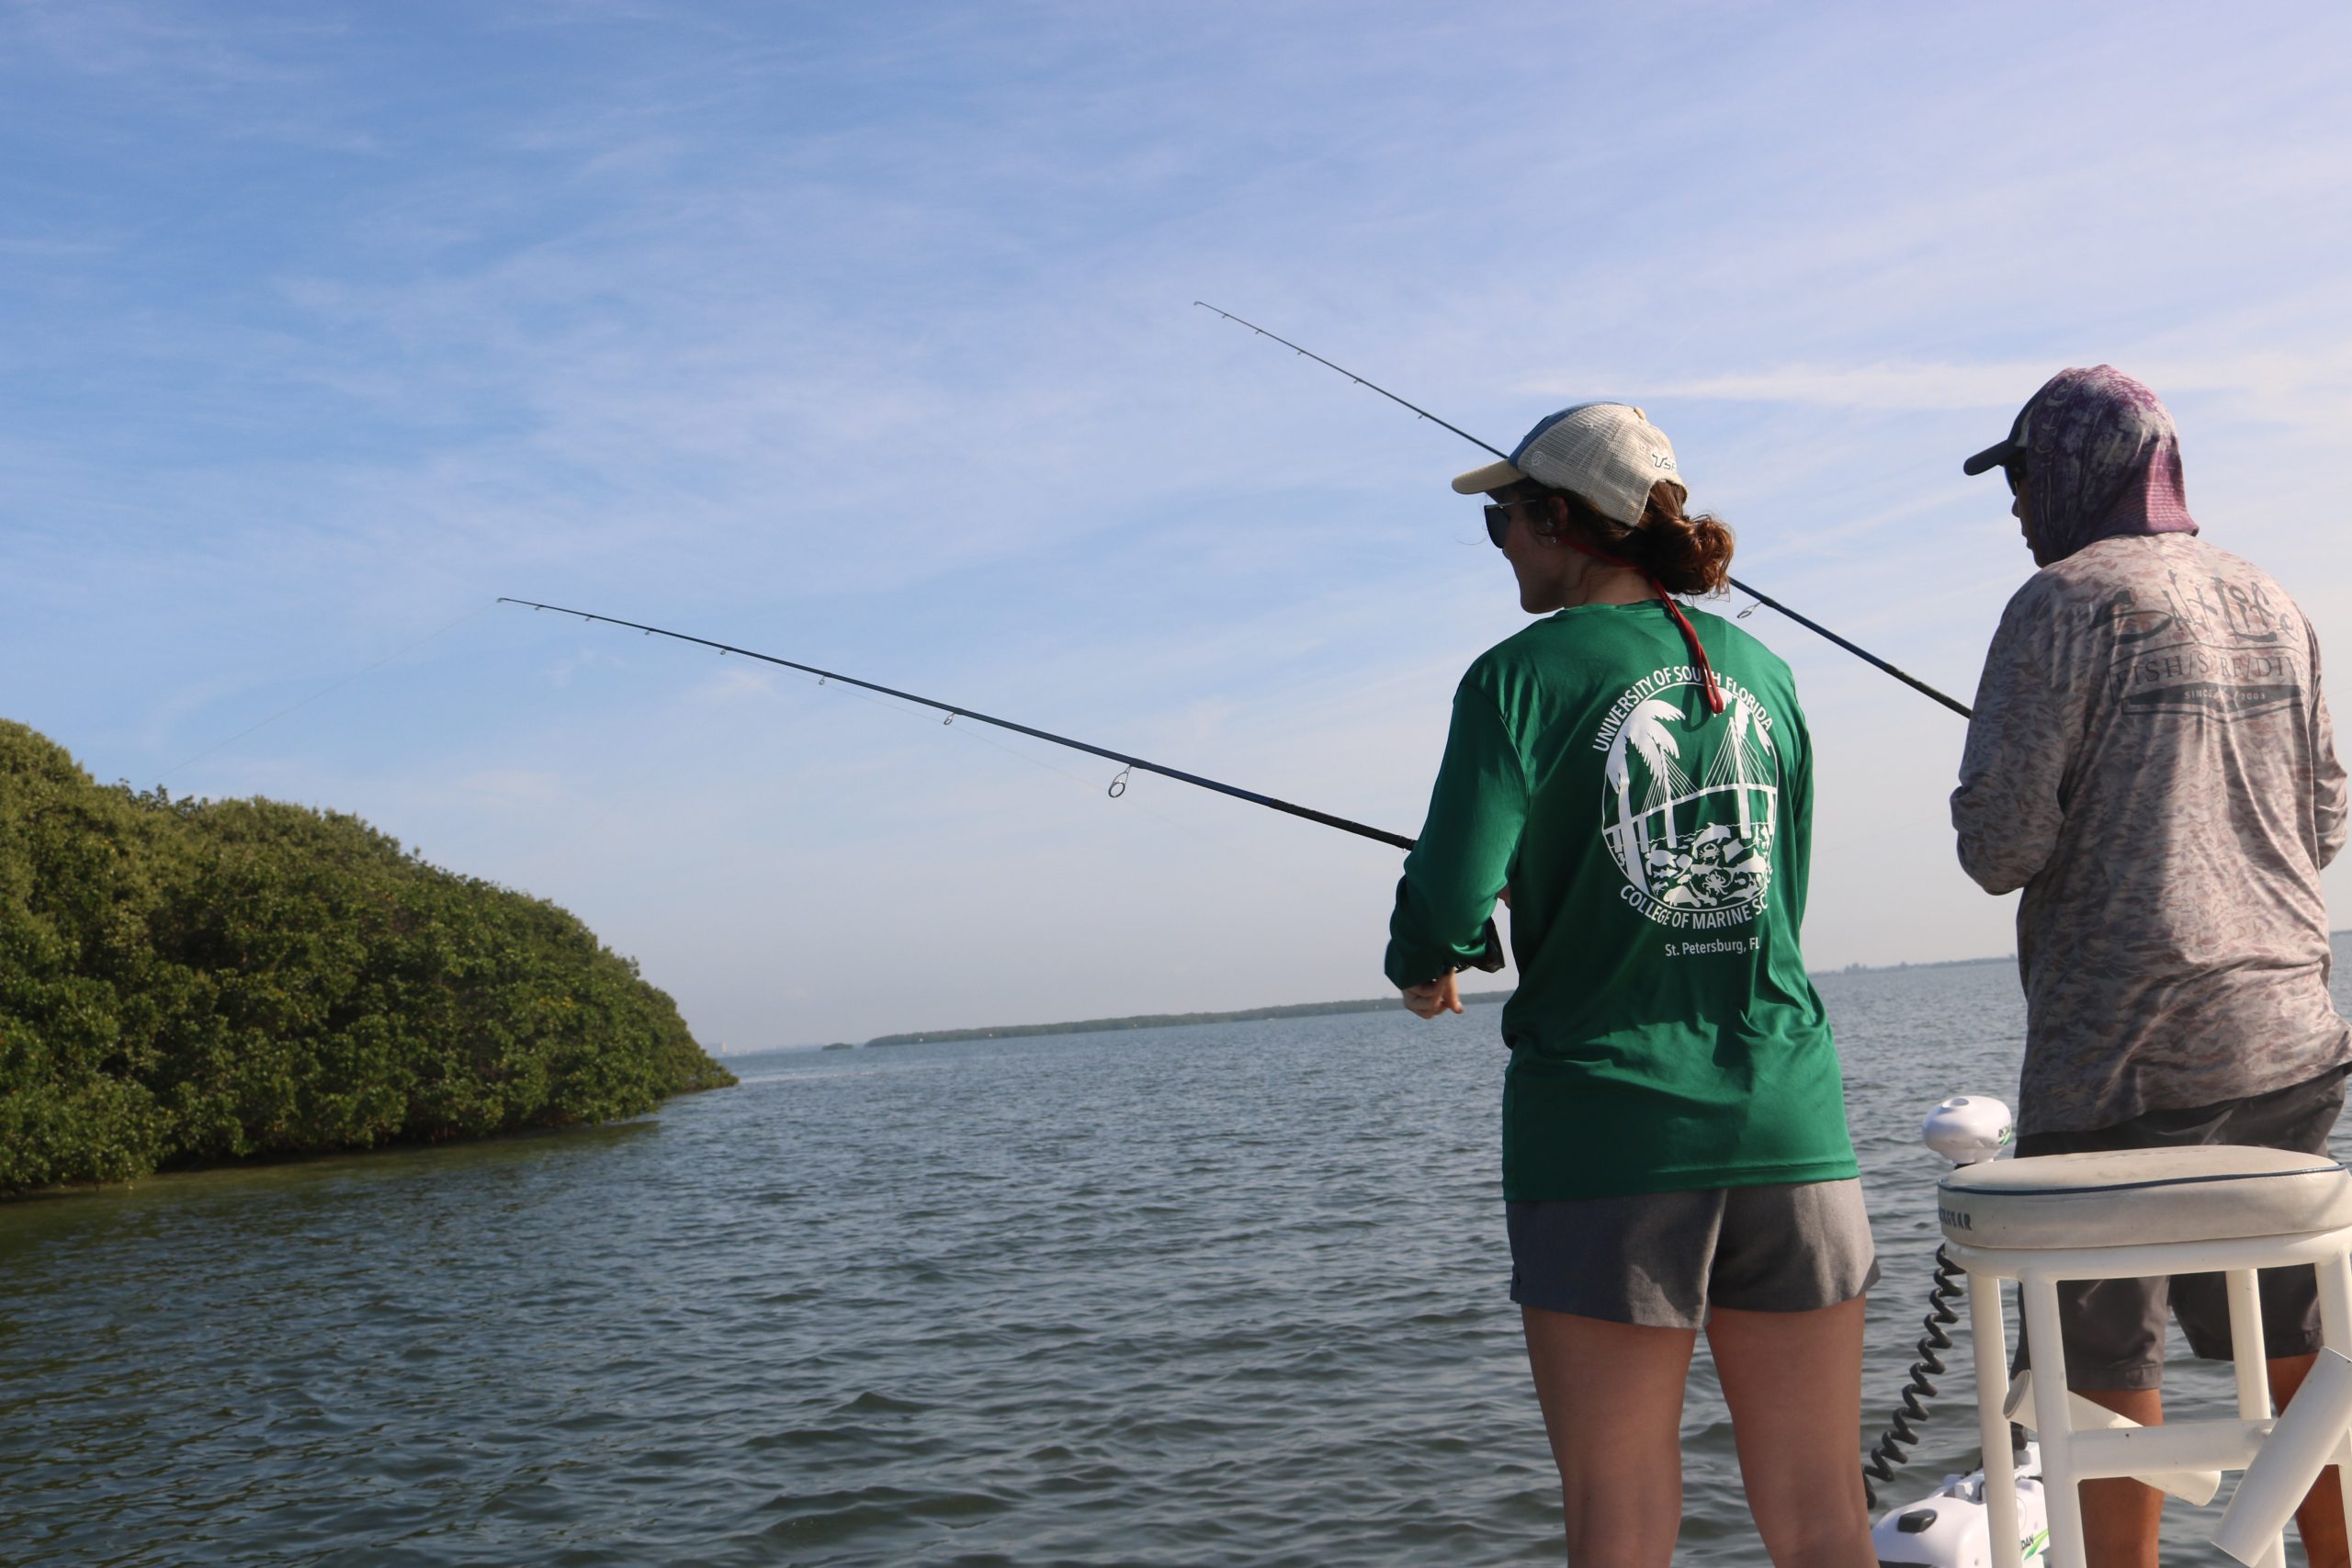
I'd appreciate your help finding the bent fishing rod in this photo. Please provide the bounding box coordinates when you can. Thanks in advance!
[1194,302,1974,720]
[498,598,1419,852]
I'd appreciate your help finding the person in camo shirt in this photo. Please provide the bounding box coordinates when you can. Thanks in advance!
[1953,366,2352,1568]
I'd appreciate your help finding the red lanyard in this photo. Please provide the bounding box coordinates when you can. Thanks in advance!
[1561,539,1725,715]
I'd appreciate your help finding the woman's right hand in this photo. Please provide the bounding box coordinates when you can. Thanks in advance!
[1401,972,1464,1019]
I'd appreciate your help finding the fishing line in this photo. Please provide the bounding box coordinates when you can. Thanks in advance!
[821,671,1109,789]
[762,657,1232,842]
[526,619,1354,892]
[760,660,1324,884]
[499,600,1418,852]
[1193,302,1974,719]
[512,660,1084,881]
[161,601,498,779]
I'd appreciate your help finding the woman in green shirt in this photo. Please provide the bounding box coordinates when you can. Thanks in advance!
[1387,403,1874,1567]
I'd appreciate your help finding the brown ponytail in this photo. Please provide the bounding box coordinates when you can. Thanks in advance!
[1553,481,1734,596]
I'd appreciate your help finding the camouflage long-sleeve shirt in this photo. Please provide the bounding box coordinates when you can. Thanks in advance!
[1951,534,2349,1135]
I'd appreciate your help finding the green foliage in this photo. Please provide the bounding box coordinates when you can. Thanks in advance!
[0,720,733,1193]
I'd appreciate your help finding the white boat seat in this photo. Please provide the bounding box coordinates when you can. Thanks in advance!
[1939,1145,2352,1250]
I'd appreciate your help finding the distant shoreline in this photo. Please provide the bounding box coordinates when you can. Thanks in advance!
[1812,953,2017,977]
[772,933,2352,1054]
[847,953,2028,1048]
[855,990,1515,1048]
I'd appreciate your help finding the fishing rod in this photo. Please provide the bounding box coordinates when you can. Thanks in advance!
[1194,303,1975,720]
[498,599,1419,852]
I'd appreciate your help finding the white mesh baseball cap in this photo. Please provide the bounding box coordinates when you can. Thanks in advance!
[1450,402,1687,525]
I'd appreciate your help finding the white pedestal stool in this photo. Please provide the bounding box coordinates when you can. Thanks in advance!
[1938,1145,2352,1568]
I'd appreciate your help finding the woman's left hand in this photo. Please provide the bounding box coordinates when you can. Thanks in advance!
[1401,972,1464,1020]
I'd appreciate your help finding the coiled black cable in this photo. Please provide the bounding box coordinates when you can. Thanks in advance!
[1861,1244,1966,1509]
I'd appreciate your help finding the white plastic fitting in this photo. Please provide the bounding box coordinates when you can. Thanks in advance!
[2212,1348,2352,1564]
[1924,1095,2014,1167]
[2002,1370,2221,1505]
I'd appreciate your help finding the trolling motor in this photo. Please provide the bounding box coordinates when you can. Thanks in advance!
[1923,1096,2016,1168]
[1864,1097,2051,1568]
[1865,1098,2012,1503]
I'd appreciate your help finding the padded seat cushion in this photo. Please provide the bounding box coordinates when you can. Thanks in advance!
[1939,1145,2352,1249]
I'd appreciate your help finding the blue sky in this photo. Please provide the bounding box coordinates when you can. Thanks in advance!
[6,1,2350,1049]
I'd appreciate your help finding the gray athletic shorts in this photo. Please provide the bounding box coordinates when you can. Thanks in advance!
[1506,1179,1880,1329]
[2014,1064,2349,1391]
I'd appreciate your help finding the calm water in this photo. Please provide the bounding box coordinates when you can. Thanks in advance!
[6,944,2352,1566]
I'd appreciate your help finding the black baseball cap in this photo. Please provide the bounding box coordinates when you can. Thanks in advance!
[1962,405,2030,477]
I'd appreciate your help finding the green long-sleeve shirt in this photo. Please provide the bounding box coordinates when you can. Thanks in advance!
[1385,601,1857,1200]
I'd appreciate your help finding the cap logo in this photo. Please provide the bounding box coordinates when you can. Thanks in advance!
[1649,450,1676,470]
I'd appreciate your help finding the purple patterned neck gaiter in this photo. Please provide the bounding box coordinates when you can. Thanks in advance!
[2014,366,2199,566]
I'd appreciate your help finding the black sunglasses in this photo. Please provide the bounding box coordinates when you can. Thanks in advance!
[1481,496,1555,547]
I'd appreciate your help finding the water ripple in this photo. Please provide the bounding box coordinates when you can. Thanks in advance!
[6,953,2348,1564]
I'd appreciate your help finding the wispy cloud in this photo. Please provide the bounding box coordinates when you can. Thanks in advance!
[6,0,2352,1038]
[1622,344,2352,421]
[1643,362,2054,412]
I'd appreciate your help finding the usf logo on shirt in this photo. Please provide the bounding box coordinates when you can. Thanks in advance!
[1596,668,1781,931]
